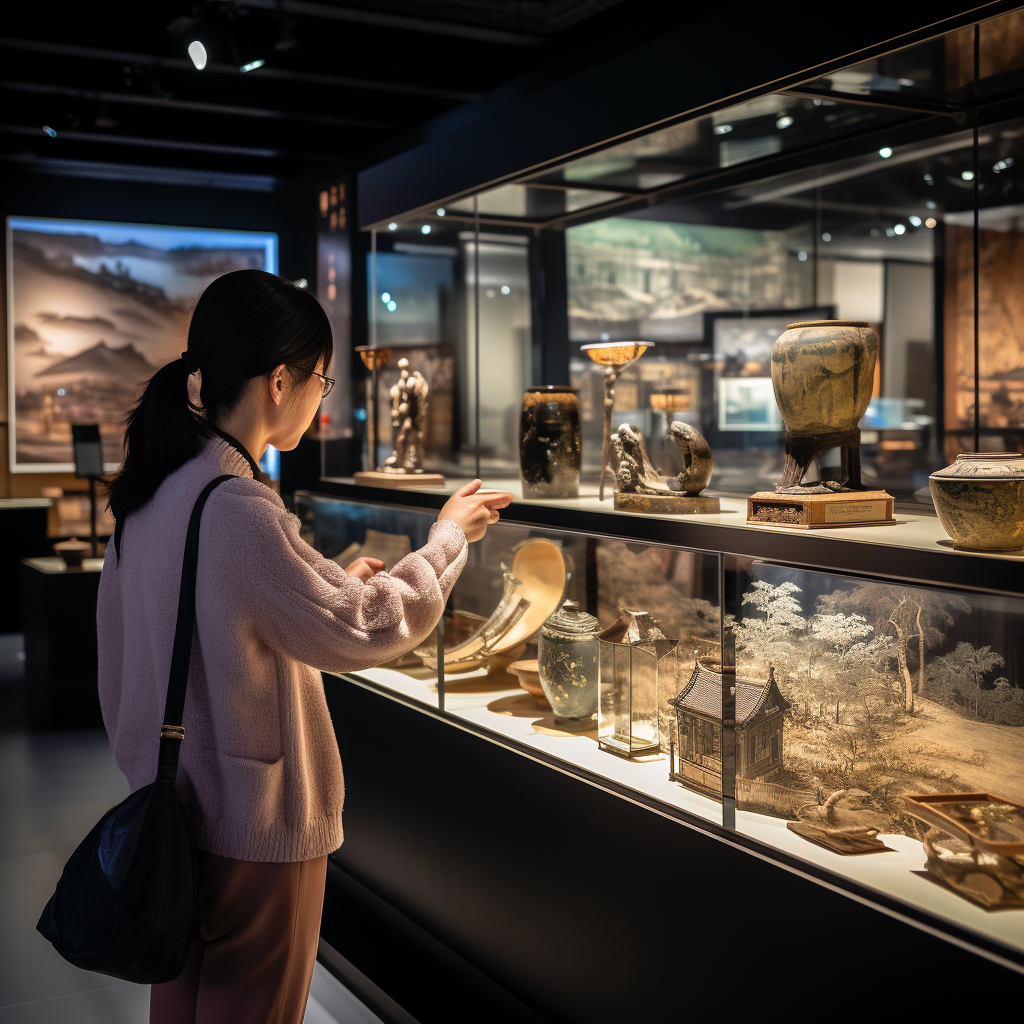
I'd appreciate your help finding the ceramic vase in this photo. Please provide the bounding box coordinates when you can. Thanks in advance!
[929,453,1024,551]
[538,601,600,724]
[519,386,581,499]
[771,320,878,489]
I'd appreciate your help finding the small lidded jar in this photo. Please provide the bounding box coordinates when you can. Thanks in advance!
[538,600,600,724]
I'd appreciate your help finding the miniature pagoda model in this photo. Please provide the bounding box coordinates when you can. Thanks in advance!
[669,656,790,795]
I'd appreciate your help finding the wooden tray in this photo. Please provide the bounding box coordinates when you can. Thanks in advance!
[903,792,1024,855]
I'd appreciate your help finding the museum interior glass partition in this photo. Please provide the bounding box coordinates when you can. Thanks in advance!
[339,9,1024,505]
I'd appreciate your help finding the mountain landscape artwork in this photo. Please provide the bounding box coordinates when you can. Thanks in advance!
[7,216,277,471]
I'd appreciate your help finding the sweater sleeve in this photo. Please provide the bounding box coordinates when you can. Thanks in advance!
[216,485,468,673]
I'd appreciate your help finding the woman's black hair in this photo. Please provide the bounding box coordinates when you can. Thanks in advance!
[108,269,333,523]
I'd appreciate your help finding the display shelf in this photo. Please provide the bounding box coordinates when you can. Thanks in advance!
[339,665,1024,972]
[311,479,1024,596]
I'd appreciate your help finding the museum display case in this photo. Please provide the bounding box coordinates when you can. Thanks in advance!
[307,7,1024,1005]
[297,486,1024,962]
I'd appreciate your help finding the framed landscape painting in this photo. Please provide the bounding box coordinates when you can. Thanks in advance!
[6,216,277,472]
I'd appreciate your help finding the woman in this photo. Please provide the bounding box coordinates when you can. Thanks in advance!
[98,269,511,1024]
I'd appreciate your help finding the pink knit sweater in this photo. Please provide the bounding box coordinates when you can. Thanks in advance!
[97,437,467,862]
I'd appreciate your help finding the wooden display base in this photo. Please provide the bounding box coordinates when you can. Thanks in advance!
[787,821,893,855]
[614,493,721,515]
[353,470,446,489]
[747,489,894,529]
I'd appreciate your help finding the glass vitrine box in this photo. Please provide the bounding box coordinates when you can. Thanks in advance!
[310,2,1024,978]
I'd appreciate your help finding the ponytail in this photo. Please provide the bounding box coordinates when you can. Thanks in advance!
[107,270,332,524]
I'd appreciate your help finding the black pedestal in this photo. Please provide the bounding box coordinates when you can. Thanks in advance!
[20,557,103,728]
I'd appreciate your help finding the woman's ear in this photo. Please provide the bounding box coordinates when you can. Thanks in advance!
[269,364,288,406]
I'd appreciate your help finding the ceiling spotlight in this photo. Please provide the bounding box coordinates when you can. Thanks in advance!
[885,228,896,237]
[714,124,733,135]
[776,116,794,129]
[908,215,922,227]
[993,157,1014,173]
[436,208,446,217]
[925,217,937,228]
[381,292,391,303]
[923,173,934,184]
[421,224,431,234]
[926,200,937,209]
[188,40,208,70]
[893,223,906,235]
[386,300,397,312]
[961,170,975,181]
[388,222,397,231]
[897,78,915,87]
[821,232,831,241]
[878,147,893,159]
[240,58,265,73]
[42,125,57,137]
[500,285,511,295]
[797,249,808,261]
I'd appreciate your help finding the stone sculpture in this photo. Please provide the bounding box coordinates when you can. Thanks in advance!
[610,421,718,513]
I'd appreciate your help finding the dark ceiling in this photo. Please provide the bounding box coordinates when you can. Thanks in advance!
[0,0,680,183]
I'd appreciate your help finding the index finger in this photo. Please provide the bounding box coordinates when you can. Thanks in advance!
[451,479,482,498]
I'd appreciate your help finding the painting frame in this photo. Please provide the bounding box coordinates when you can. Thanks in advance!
[6,215,278,473]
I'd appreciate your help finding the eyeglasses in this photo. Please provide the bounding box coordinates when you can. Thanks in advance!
[310,370,335,398]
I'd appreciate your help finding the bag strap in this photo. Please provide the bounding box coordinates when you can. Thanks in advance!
[156,474,236,781]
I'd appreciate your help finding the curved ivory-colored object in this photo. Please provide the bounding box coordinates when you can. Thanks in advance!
[420,538,567,672]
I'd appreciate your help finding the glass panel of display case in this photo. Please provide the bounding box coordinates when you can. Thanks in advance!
[728,557,1024,952]
[526,92,909,195]
[446,183,626,221]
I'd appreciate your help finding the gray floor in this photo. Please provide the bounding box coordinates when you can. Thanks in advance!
[0,634,382,1024]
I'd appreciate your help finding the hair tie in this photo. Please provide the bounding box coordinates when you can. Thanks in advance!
[180,351,198,374]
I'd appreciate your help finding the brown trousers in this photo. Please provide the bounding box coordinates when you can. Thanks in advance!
[150,850,328,1024]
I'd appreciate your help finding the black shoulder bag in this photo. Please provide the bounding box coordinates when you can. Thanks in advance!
[36,474,235,984]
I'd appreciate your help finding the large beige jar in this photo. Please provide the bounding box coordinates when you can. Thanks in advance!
[771,320,878,436]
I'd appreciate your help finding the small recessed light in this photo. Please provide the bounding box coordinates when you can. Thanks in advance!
[500,285,510,295]
[797,249,808,261]
[897,78,915,87]
[993,158,1014,173]
[386,300,397,312]
[923,174,934,185]
[776,116,794,129]
[925,218,937,228]
[962,170,975,181]
[714,124,732,135]
[240,59,265,73]
[42,125,57,137]
[421,225,431,234]
[388,222,397,231]
[878,147,893,159]
[436,208,446,216]
[908,215,922,227]
[57,388,66,396]
[821,232,831,242]
[893,224,906,235]
[188,40,208,70]
[870,228,880,237]
[885,228,896,237]
[486,289,496,298]
[926,200,937,209]
[381,292,391,303]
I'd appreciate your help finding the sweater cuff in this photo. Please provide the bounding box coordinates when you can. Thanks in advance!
[426,518,467,567]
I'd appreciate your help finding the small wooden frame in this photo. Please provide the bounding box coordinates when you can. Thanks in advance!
[353,470,446,489]
[747,490,895,529]
[904,793,1024,856]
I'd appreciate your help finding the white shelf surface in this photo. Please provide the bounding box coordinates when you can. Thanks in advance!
[323,476,1024,567]
[341,665,1024,960]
